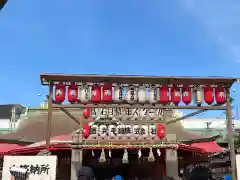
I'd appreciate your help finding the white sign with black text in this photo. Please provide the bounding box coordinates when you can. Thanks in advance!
[91,108,164,119]
[2,156,57,180]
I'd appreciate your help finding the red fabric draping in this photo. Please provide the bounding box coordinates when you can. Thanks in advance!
[0,143,23,153]
[190,141,223,153]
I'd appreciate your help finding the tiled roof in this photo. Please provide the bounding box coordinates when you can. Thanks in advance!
[0,110,212,143]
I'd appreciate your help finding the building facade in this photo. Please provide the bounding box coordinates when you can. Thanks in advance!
[0,104,23,133]
[0,104,238,144]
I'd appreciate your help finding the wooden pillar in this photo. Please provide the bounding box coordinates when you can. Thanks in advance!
[71,148,83,180]
[226,88,237,180]
[71,111,83,180]
[164,110,179,179]
[166,134,179,179]
[46,83,53,149]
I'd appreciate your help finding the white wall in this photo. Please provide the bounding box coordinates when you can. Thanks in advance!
[0,119,10,129]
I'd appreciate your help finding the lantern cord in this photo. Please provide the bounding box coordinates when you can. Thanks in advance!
[71,144,178,149]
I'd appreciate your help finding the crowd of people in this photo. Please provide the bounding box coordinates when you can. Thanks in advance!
[77,165,232,180]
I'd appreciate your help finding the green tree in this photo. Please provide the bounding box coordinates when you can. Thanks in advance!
[235,132,240,148]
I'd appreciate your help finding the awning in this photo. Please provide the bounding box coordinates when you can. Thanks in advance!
[190,141,224,153]
[27,134,72,148]
[0,143,23,153]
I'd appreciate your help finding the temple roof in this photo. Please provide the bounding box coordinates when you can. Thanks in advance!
[0,110,219,144]
[40,73,237,87]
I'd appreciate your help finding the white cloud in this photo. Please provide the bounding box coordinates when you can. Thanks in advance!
[179,0,240,63]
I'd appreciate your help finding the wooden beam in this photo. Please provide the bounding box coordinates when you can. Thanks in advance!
[51,104,226,110]
[40,73,237,87]
[58,106,80,125]
[166,103,223,125]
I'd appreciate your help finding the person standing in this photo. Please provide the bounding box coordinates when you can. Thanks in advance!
[77,166,95,180]
[113,175,123,180]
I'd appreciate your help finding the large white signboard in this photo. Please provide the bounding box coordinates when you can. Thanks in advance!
[236,154,240,180]
[92,108,164,118]
[2,156,57,180]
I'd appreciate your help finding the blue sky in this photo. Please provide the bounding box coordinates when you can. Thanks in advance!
[0,0,239,118]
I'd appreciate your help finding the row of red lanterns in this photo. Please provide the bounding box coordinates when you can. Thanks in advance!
[54,84,226,105]
[54,84,113,104]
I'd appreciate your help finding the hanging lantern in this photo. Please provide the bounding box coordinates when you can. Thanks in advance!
[55,84,66,103]
[79,85,90,104]
[157,123,165,139]
[194,87,203,105]
[215,87,226,104]
[132,125,140,139]
[91,85,101,103]
[126,85,138,104]
[91,108,98,120]
[83,123,91,139]
[90,124,98,139]
[182,87,192,105]
[68,83,78,103]
[116,124,125,139]
[159,87,170,104]
[99,125,108,138]
[140,125,148,138]
[204,87,214,105]
[138,85,147,103]
[114,85,124,103]
[149,124,156,137]
[148,85,159,104]
[83,107,91,119]
[102,84,113,102]
[171,87,181,105]
[125,125,132,138]
[108,124,117,138]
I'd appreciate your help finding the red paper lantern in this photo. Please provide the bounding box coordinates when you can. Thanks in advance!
[68,83,78,103]
[159,87,170,104]
[83,123,91,139]
[83,107,91,119]
[55,84,65,103]
[157,123,165,139]
[215,87,226,104]
[102,84,113,102]
[182,87,192,105]
[204,87,214,105]
[171,87,181,105]
[91,85,101,103]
